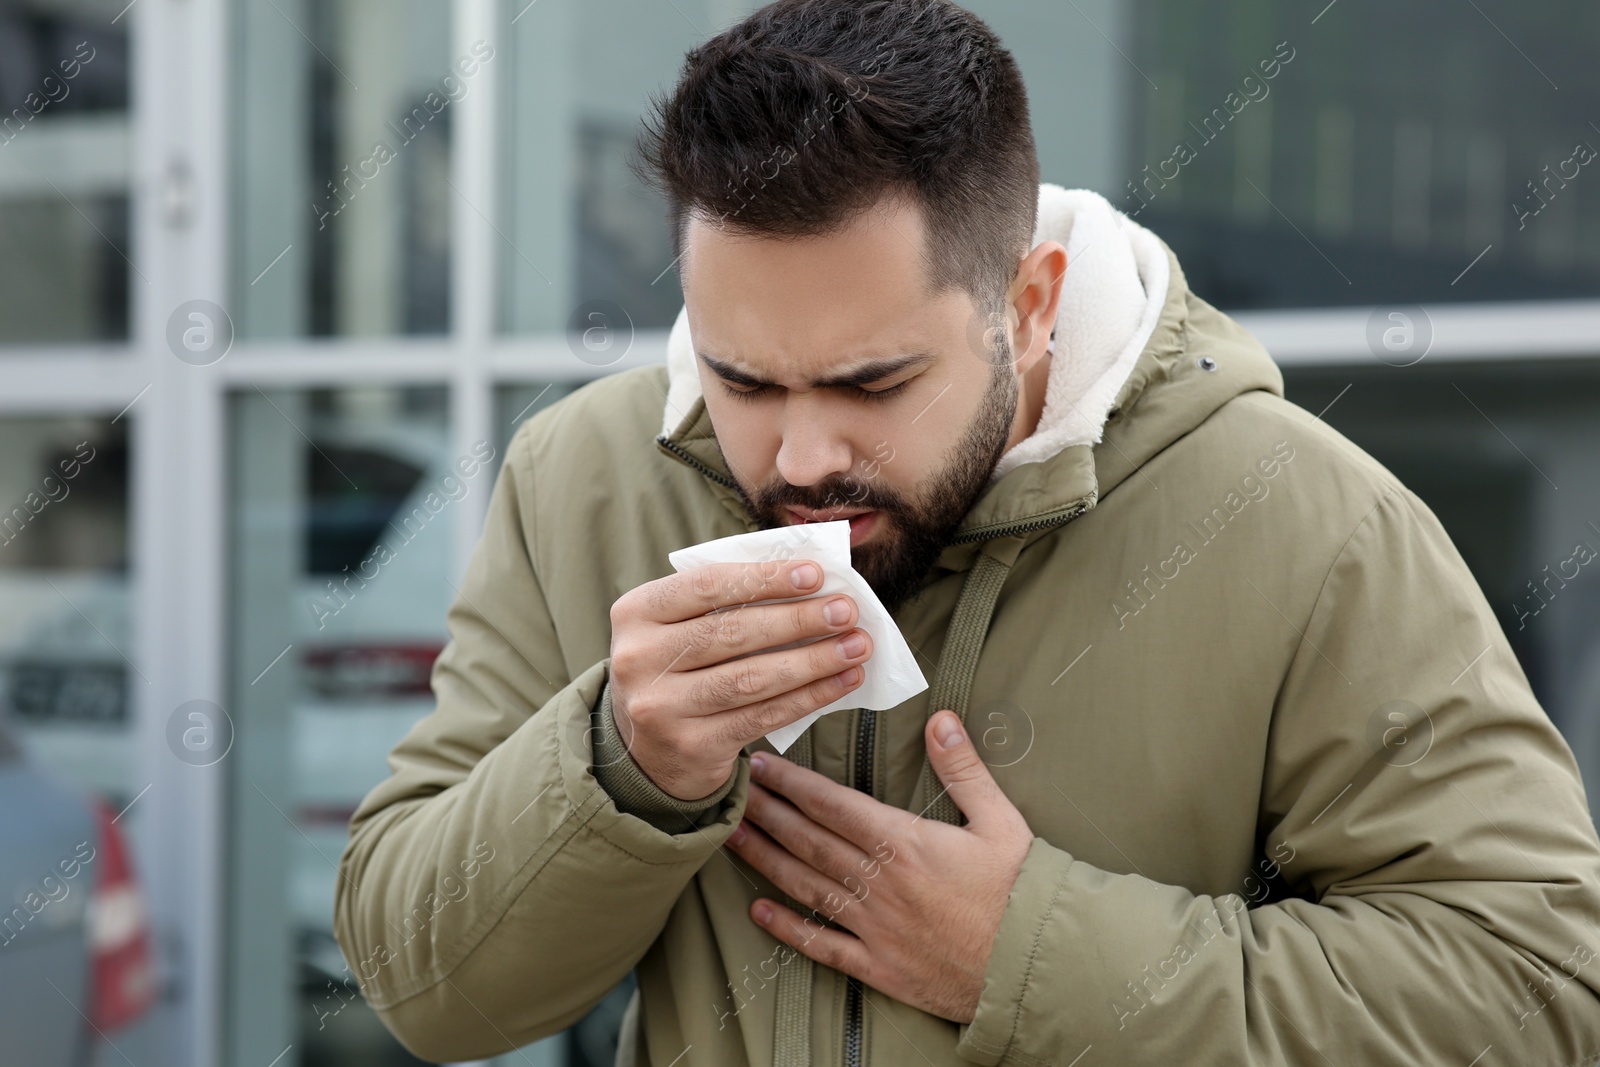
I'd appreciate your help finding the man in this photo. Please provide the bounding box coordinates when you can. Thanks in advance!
[333,1,1600,1064]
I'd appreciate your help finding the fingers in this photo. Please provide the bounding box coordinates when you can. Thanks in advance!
[729,819,865,934]
[669,591,861,673]
[620,637,872,762]
[691,624,871,710]
[639,559,827,623]
[604,558,867,800]
[739,782,872,890]
[749,897,874,985]
[698,633,873,744]
[924,711,1020,834]
[745,751,909,852]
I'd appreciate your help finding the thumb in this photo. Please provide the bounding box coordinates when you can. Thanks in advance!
[925,710,1012,830]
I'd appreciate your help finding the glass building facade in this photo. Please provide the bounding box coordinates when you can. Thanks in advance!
[2,0,1598,1063]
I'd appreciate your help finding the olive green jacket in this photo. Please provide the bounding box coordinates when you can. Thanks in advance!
[334,240,1600,1067]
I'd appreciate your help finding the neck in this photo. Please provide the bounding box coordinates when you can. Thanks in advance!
[1005,351,1052,453]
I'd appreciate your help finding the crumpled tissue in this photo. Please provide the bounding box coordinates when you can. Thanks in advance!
[667,519,929,753]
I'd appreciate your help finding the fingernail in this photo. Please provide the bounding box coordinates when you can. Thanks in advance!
[750,752,767,779]
[730,822,747,846]
[837,666,862,687]
[838,632,867,658]
[753,902,772,924]
[792,564,819,588]
[825,597,850,626]
[935,712,965,749]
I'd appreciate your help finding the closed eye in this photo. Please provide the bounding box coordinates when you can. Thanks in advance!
[857,381,910,402]
[721,381,911,403]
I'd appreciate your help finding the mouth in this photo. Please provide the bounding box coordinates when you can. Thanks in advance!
[786,505,869,523]
[785,507,881,546]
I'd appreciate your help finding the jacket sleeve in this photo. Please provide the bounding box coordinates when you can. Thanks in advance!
[958,486,1600,1067]
[332,425,746,1064]
[593,679,741,832]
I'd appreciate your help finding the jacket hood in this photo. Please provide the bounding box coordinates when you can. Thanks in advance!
[654,182,1284,561]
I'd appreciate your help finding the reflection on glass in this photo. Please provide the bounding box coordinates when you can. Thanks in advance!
[227,386,453,1066]
[0,415,131,797]
[233,0,457,339]
[0,5,131,343]
[1127,0,1600,307]
[502,0,714,334]
[503,0,1600,327]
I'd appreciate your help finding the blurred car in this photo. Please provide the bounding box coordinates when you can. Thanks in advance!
[0,411,582,1064]
[288,419,456,954]
[0,420,455,958]
[0,712,158,1065]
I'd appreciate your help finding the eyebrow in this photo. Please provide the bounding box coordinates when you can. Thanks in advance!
[697,351,934,390]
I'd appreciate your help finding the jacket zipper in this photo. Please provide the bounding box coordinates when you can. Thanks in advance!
[948,501,1090,544]
[839,501,1089,1066]
[657,433,1090,1067]
[656,436,739,488]
[844,706,876,1067]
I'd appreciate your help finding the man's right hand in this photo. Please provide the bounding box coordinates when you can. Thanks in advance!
[607,559,873,800]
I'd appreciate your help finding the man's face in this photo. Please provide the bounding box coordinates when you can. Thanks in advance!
[681,193,1024,613]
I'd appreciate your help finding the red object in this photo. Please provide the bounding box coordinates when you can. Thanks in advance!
[302,643,443,698]
[87,798,156,1032]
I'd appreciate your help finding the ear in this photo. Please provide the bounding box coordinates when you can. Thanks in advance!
[1008,240,1067,376]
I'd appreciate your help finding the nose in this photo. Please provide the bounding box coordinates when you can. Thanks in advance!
[774,396,856,488]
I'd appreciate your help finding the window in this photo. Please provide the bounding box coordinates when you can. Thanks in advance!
[0,6,131,343]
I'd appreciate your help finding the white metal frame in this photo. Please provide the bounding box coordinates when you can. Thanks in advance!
[1232,299,1600,365]
[131,0,229,1060]
[0,0,1598,1064]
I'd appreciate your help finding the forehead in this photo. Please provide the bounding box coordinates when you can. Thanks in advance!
[681,194,965,379]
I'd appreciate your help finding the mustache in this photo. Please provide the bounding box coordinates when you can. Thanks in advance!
[756,479,904,514]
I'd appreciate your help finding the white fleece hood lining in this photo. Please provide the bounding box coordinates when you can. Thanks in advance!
[659,184,1171,482]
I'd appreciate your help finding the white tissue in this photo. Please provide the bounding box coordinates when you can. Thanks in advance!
[667,520,929,753]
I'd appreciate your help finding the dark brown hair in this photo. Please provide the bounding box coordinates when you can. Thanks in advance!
[632,0,1040,316]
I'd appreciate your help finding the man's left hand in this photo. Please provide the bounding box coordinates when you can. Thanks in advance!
[726,709,1034,1024]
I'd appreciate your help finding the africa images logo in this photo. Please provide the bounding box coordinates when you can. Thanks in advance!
[1112,441,1296,629]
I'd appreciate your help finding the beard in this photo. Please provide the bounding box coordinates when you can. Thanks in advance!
[722,354,1020,616]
